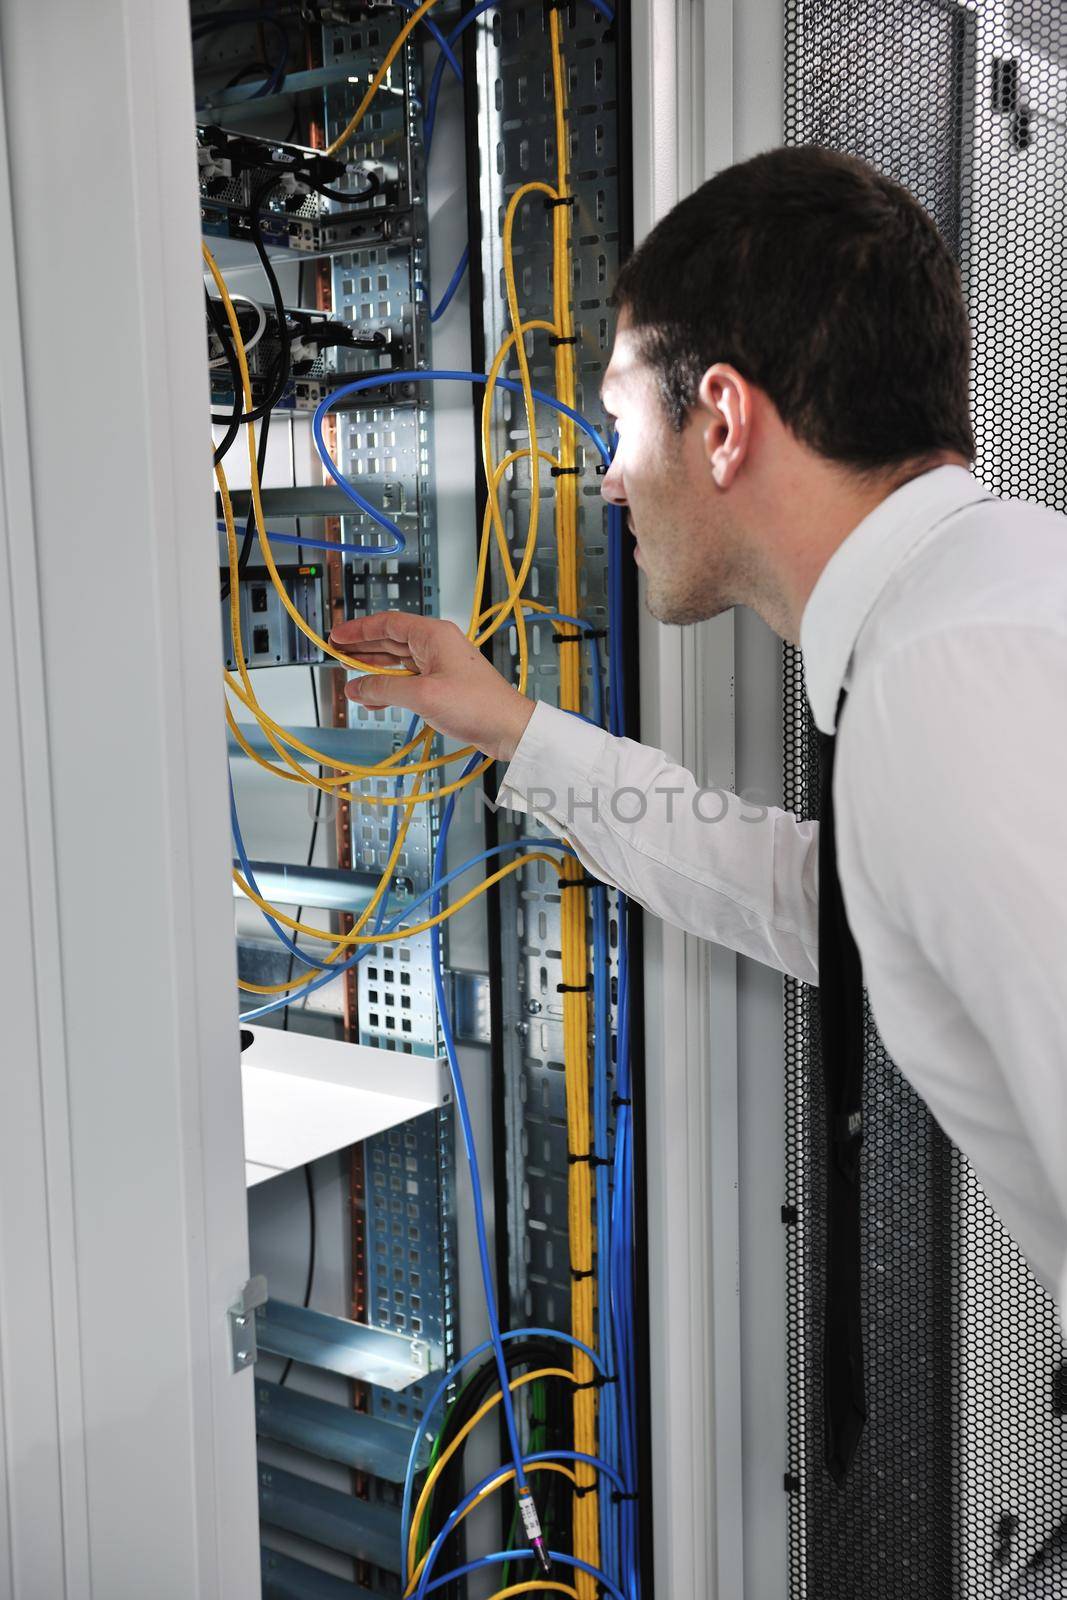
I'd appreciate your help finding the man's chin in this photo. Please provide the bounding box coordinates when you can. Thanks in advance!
[643,582,723,627]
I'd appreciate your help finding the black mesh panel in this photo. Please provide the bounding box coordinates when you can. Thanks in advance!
[783,3,1067,1595]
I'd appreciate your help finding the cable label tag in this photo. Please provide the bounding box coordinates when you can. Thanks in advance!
[518,1489,542,1543]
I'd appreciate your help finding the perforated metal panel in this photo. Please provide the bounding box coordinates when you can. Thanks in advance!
[471,1,624,1328]
[783,3,1067,1595]
[321,29,456,1446]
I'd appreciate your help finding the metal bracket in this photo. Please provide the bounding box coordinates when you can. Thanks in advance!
[229,1275,269,1373]
[449,970,491,1046]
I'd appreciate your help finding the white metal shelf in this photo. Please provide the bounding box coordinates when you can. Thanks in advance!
[241,1025,451,1185]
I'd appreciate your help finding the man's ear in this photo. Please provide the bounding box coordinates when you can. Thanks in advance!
[697,363,751,488]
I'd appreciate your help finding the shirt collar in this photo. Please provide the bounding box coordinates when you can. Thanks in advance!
[800,465,990,734]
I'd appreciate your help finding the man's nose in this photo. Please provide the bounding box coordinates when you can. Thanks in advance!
[600,458,627,507]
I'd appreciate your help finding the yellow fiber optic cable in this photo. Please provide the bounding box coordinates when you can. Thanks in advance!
[545,13,600,1594]
[487,1586,579,1600]
[205,242,413,679]
[407,1367,578,1576]
[235,850,565,996]
[325,0,448,157]
[405,1463,577,1597]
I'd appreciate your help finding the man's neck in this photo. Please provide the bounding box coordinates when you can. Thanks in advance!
[749,451,969,643]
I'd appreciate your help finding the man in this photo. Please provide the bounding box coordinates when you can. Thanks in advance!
[331,148,1067,1344]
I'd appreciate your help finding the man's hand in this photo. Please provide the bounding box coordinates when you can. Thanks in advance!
[330,611,535,763]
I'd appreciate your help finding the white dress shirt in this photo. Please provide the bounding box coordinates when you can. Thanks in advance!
[497,465,1067,1323]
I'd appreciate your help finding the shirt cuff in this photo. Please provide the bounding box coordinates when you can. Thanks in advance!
[495,700,610,817]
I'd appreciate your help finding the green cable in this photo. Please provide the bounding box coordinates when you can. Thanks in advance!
[502,1379,548,1588]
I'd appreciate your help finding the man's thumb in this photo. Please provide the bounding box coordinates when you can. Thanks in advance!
[346,673,391,708]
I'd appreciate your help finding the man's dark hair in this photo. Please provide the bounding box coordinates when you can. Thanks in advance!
[613,146,974,470]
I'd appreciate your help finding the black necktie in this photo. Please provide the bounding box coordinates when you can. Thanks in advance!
[817,691,867,1483]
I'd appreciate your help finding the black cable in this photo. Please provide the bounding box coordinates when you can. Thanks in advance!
[424,1339,574,1596]
[223,60,273,90]
[210,174,293,427]
[282,653,323,1029]
[206,290,245,465]
[219,398,271,600]
[311,170,381,205]
[276,649,322,1389]
[277,1161,316,1386]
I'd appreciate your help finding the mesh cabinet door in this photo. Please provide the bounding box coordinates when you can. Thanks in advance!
[782,3,1067,1597]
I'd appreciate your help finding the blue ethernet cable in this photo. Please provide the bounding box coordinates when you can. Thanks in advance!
[238,835,577,1023]
[396,0,463,84]
[229,777,334,974]
[605,479,641,1593]
[237,621,604,1020]
[413,1452,626,1600]
[429,244,470,322]
[216,521,374,556]
[418,628,607,1578]
[429,751,554,1572]
[415,1549,627,1600]
[313,371,612,502]
[372,712,421,937]
[193,12,288,102]
[423,0,500,156]
[311,370,609,557]
[399,1325,609,1581]
[424,0,615,158]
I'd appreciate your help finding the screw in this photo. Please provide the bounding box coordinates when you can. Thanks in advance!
[527,999,542,1014]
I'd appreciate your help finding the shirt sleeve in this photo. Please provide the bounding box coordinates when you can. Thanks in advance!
[495,699,820,984]
[844,625,1067,1306]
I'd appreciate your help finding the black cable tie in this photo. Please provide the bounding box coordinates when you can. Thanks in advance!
[611,1490,640,1505]
[552,626,607,643]
[573,1372,615,1391]
[611,1093,632,1110]
[557,980,591,994]
[572,1481,598,1499]
[550,465,581,477]
[559,875,600,890]
[544,193,576,209]
[570,1266,595,1282]
[567,1151,610,1168]
[548,333,578,347]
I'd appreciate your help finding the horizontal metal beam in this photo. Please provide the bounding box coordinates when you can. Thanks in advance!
[199,64,369,118]
[258,1465,401,1571]
[227,723,392,767]
[217,487,417,519]
[261,1547,385,1600]
[237,939,343,1017]
[255,1382,412,1482]
[255,1299,438,1391]
[233,860,412,914]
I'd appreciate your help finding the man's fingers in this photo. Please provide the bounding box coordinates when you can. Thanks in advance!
[341,650,411,670]
[331,631,412,659]
[331,610,431,651]
[345,673,423,710]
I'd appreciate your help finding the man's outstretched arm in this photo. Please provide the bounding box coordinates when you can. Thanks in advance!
[332,611,820,984]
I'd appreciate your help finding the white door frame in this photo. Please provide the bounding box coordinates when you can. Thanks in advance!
[0,3,258,1595]
[631,2,787,1595]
